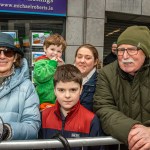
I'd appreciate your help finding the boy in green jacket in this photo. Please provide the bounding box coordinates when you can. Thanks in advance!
[33,33,67,111]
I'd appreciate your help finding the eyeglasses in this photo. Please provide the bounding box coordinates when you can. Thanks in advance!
[117,47,140,56]
[0,48,15,57]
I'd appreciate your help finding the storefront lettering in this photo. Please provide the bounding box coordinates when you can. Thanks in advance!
[26,0,54,5]
[0,0,66,16]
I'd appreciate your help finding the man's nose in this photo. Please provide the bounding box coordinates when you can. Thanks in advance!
[123,50,130,59]
[65,91,70,98]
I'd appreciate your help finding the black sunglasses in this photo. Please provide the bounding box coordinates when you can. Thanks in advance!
[0,48,15,57]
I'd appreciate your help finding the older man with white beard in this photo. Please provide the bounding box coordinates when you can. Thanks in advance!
[94,25,150,150]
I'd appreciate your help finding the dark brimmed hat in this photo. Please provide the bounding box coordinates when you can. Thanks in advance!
[0,32,24,57]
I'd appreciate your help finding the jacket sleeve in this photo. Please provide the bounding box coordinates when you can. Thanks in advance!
[9,81,41,140]
[93,69,140,144]
[88,115,104,150]
[33,59,57,83]
[90,115,103,137]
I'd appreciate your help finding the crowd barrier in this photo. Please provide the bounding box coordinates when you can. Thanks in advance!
[0,136,122,149]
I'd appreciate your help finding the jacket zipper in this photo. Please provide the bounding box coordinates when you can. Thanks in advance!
[62,118,66,135]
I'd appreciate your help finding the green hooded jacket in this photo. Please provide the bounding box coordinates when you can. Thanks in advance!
[33,59,57,104]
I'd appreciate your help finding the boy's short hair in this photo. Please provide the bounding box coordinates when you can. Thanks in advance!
[54,64,82,87]
[43,33,67,51]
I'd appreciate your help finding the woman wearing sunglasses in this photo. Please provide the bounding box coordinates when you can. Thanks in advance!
[0,32,40,140]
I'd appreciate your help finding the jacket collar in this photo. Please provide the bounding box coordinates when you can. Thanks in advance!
[82,67,96,85]
[83,71,97,86]
[54,100,80,120]
[117,58,150,82]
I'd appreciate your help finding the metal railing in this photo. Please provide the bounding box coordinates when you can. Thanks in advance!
[0,136,122,149]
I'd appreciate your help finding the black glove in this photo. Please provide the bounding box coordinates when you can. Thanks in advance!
[2,124,12,140]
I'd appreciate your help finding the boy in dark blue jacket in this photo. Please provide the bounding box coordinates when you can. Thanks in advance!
[41,64,103,150]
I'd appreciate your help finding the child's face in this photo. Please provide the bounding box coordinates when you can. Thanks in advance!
[54,81,82,115]
[44,44,63,59]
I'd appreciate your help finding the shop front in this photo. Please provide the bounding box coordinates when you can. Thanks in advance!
[0,0,67,80]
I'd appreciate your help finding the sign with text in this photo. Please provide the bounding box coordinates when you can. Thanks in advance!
[0,0,67,16]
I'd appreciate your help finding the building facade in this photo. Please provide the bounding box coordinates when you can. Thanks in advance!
[66,0,150,63]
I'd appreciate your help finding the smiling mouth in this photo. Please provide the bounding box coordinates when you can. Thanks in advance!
[79,65,86,69]
[79,65,85,67]
[0,62,7,65]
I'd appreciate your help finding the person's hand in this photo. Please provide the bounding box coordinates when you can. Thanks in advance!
[57,57,64,63]
[51,56,64,66]
[51,56,58,61]
[57,57,65,66]
[128,124,150,150]
[2,124,12,140]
